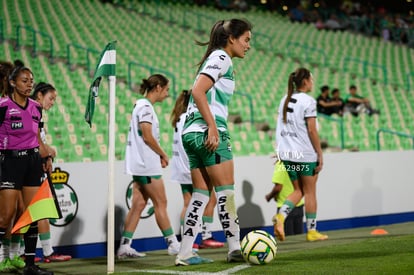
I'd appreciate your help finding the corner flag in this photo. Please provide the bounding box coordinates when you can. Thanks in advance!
[12,179,60,234]
[85,41,117,127]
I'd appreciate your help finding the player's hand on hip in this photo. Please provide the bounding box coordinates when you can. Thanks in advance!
[205,127,219,152]
[160,154,169,168]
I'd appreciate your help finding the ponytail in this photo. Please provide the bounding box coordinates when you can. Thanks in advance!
[282,68,311,123]
[282,72,296,124]
[139,74,169,95]
[170,89,191,128]
[195,18,252,72]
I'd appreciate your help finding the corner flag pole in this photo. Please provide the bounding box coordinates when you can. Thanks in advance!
[84,40,117,274]
[107,75,116,274]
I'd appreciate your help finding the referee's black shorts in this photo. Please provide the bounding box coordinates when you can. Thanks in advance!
[0,149,43,190]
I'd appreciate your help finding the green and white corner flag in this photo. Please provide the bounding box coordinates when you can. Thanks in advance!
[85,41,117,127]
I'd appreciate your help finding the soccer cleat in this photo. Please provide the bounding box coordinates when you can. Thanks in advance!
[306,230,328,242]
[23,264,54,275]
[273,213,286,241]
[199,238,224,249]
[116,245,146,259]
[0,258,17,272]
[175,253,214,266]
[10,254,26,269]
[227,250,244,263]
[43,253,72,263]
[167,242,180,256]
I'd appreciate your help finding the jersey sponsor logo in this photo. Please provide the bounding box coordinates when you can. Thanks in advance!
[10,116,21,121]
[219,54,225,61]
[286,119,295,125]
[142,111,152,118]
[0,181,16,189]
[206,64,221,70]
[280,130,298,138]
[276,150,305,160]
[9,108,20,115]
[11,122,23,129]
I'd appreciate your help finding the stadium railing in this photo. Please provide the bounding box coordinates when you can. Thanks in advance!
[343,57,388,85]
[66,43,100,75]
[376,129,414,151]
[15,25,54,63]
[286,42,329,67]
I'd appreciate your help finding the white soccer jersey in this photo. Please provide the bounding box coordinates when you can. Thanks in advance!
[125,98,162,176]
[275,92,318,162]
[170,113,192,184]
[183,49,234,134]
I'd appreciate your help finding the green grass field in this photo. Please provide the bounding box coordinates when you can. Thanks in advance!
[19,222,414,275]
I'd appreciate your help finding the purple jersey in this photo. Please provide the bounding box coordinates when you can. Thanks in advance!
[0,97,42,150]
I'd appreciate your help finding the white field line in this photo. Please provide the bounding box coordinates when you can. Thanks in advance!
[123,263,251,274]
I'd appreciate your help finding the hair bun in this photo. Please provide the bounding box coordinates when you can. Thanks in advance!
[13,59,24,67]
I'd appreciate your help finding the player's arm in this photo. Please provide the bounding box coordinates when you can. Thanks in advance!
[38,130,53,173]
[38,130,49,158]
[140,122,169,165]
[265,184,282,202]
[306,117,323,173]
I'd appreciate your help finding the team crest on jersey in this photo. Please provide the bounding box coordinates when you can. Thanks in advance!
[49,168,79,227]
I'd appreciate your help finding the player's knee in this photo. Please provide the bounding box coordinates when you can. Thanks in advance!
[131,198,147,212]
[0,208,16,227]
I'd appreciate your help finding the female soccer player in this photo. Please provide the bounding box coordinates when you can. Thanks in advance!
[170,90,224,251]
[31,82,72,263]
[117,74,180,258]
[273,67,328,242]
[175,18,252,266]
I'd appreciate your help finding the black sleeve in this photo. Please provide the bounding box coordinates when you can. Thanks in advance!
[36,106,43,122]
[0,106,7,126]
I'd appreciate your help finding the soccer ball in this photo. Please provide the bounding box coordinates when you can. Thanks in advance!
[241,230,277,265]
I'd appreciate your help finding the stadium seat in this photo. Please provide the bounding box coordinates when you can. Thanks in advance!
[2,0,413,161]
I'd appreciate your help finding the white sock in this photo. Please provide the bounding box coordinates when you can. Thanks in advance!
[178,190,209,258]
[40,239,54,257]
[39,232,54,256]
[306,218,317,231]
[215,185,240,253]
[0,242,9,261]
[202,217,214,241]
[10,242,20,258]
